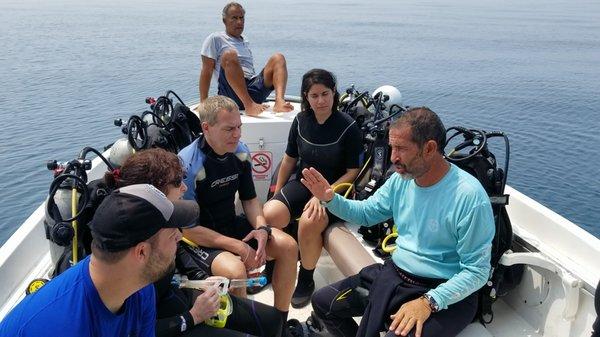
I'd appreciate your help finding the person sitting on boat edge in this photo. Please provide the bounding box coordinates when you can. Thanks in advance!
[178,95,298,333]
[301,107,495,337]
[106,148,282,337]
[0,184,199,337]
[199,2,294,116]
[263,68,363,308]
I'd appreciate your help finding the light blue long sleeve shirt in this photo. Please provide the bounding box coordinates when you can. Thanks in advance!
[326,164,495,310]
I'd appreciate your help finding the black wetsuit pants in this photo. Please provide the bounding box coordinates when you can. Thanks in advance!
[156,287,282,337]
[311,261,478,337]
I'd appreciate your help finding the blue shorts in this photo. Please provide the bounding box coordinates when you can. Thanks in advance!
[218,67,274,110]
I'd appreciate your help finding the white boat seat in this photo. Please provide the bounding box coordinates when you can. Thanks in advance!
[323,222,376,277]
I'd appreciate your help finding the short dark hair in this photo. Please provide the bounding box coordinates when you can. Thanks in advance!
[105,148,183,193]
[91,230,160,264]
[300,69,340,114]
[222,2,245,17]
[392,107,446,154]
[91,239,129,263]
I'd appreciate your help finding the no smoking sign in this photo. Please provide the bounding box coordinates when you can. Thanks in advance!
[251,151,272,181]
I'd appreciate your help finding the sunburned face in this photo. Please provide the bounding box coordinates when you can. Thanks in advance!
[306,83,335,117]
[223,6,245,38]
[203,108,242,155]
[388,126,430,181]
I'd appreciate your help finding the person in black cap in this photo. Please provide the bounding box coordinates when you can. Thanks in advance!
[0,184,199,337]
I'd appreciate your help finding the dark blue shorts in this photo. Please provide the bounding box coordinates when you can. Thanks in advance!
[217,67,274,110]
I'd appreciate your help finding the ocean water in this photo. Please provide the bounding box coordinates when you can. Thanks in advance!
[0,0,599,246]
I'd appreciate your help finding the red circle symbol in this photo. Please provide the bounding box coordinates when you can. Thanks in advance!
[251,152,272,174]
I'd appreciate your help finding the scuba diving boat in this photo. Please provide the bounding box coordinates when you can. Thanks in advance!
[0,88,597,337]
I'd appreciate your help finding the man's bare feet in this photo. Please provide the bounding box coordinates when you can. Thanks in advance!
[273,100,294,112]
[244,101,269,117]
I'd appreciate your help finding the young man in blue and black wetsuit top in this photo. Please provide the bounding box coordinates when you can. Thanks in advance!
[178,95,298,333]
[0,184,200,337]
[301,107,495,337]
[199,2,294,117]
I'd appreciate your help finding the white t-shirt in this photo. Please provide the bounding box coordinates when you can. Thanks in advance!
[201,31,256,82]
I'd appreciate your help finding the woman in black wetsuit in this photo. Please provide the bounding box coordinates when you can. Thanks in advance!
[263,69,364,308]
[105,148,281,337]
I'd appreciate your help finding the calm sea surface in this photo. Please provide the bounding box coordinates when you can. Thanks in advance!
[1,0,599,246]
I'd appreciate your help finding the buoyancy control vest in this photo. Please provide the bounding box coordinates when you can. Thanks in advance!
[444,127,519,324]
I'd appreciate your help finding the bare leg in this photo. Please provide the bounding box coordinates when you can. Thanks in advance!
[266,228,298,311]
[297,212,329,270]
[263,199,292,229]
[262,53,293,112]
[211,251,247,297]
[221,49,268,116]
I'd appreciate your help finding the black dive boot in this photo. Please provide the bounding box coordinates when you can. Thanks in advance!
[291,265,315,308]
[286,312,332,337]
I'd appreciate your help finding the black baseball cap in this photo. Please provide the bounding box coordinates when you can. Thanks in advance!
[89,184,199,252]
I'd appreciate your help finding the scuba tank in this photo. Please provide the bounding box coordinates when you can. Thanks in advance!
[44,158,90,276]
[44,147,115,277]
[444,126,519,324]
[108,137,135,168]
[340,85,406,254]
[114,90,201,154]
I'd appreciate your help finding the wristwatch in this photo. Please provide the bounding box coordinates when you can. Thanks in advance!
[257,225,272,239]
[320,196,333,207]
[179,315,187,332]
[422,294,440,313]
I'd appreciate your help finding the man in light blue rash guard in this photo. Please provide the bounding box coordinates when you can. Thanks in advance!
[0,184,199,337]
[302,107,495,337]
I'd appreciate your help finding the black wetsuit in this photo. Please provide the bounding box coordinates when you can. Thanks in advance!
[178,136,259,273]
[272,110,363,219]
[194,137,256,233]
